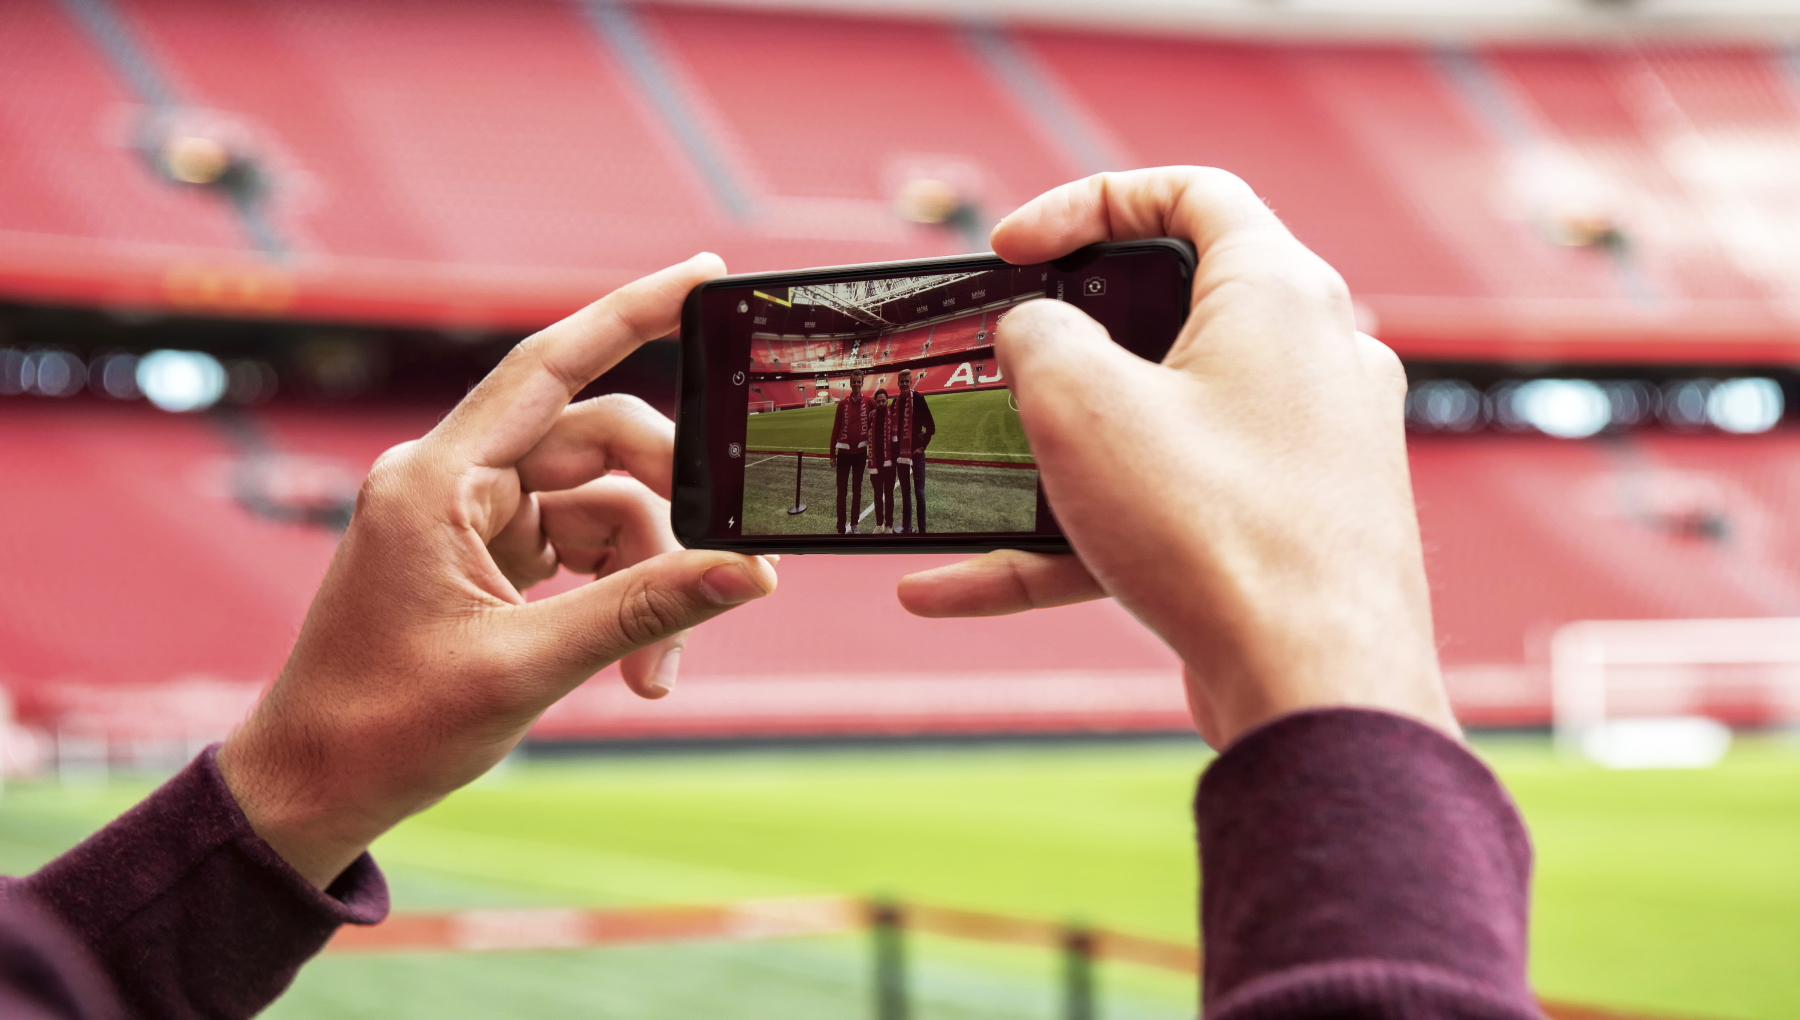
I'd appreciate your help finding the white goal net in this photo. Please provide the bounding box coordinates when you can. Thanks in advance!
[748,400,775,415]
[1551,618,1800,769]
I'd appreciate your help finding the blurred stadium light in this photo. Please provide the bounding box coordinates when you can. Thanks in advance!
[136,349,225,412]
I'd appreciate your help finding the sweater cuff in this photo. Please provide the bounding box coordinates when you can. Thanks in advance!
[25,745,387,933]
[22,746,388,1018]
[1196,708,1535,1020]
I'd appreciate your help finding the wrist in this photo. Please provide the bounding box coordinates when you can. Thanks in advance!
[1180,609,1457,748]
[216,724,392,890]
[1196,669,1460,750]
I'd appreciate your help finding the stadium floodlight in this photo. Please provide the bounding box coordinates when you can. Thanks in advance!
[25,349,84,397]
[1515,379,1609,438]
[1660,379,1713,428]
[1706,378,1783,434]
[1598,380,1657,427]
[896,178,963,225]
[92,353,142,400]
[1406,379,1482,431]
[163,136,233,185]
[137,350,227,413]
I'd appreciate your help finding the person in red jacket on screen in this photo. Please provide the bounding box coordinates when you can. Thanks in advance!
[870,388,897,533]
[0,169,1534,1020]
[829,369,870,534]
[894,368,935,534]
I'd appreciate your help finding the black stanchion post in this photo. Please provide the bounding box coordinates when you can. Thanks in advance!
[1061,925,1095,1020]
[787,450,807,515]
[871,900,908,1020]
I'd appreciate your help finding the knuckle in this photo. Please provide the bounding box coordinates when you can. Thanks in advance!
[357,444,416,509]
[1230,253,1353,316]
[1365,344,1409,404]
[612,578,689,649]
[1186,165,1252,195]
[583,391,660,424]
[515,329,588,395]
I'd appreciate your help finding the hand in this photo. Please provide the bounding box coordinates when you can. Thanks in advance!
[897,169,1455,749]
[218,254,778,888]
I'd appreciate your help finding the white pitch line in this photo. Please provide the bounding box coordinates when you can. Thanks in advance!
[915,453,1035,462]
[746,454,782,468]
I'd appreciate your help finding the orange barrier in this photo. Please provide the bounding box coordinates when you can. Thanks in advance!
[327,897,861,953]
[328,896,1689,1019]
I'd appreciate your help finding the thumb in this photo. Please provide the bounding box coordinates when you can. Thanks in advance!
[995,297,1157,466]
[505,550,777,700]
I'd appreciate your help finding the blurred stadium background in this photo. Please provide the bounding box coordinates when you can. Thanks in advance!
[3,0,1800,1017]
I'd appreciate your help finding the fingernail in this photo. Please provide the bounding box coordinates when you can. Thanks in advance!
[648,647,681,696]
[764,554,782,563]
[701,563,767,605]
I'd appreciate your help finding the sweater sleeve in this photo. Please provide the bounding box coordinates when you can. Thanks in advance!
[1196,708,1537,1020]
[8,746,389,1020]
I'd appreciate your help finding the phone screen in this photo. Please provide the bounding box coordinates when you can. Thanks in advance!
[676,242,1192,551]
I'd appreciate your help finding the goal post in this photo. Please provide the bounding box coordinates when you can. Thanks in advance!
[748,399,775,415]
[1551,617,1800,768]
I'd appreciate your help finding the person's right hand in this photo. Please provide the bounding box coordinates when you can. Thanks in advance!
[898,168,1456,749]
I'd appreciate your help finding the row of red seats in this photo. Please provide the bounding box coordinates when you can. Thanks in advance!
[5,400,1798,738]
[748,310,997,376]
[5,0,1797,347]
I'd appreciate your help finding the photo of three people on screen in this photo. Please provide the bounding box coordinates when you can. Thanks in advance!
[831,368,936,534]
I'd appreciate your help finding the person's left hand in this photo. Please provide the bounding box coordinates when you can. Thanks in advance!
[218,254,777,889]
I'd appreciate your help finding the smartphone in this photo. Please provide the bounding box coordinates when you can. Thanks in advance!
[672,239,1195,553]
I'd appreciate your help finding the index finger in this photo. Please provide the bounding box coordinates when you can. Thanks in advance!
[989,167,1290,265]
[425,253,725,470]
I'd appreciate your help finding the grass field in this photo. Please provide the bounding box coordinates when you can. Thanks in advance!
[1,736,1797,1019]
[744,390,1037,535]
[741,456,1038,535]
[745,389,1032,462]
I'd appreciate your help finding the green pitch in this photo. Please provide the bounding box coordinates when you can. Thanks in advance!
[746,389,1032,463]
[741,455,1038,535]
[743,390,1037,535]
[1,737,1797,1019]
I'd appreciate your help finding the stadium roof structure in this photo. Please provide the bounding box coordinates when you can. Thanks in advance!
[2,0,1800,360]
[792,273,985,327]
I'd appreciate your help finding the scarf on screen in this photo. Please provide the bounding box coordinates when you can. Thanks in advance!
[896,387,915,463]
[845,391,868,453]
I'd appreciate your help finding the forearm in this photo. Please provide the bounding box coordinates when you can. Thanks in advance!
[1196,709,1536,1020]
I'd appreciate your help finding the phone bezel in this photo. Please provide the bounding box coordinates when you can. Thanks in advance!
[673,239,1195,554]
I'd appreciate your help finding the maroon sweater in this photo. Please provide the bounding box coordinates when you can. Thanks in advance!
[0,709,1534,1019]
